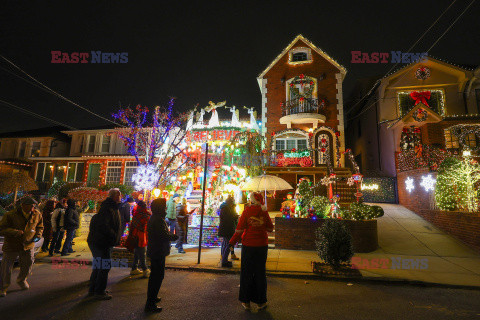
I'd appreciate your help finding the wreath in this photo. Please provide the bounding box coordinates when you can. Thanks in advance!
[289,74,314,99]
[412,108,428,122]
[415,67,430,80]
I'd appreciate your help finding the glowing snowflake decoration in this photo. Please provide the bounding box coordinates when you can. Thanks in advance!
[420,175,436,192]
[132,164,159,191]
[320,176,332,186]
[405,177,415,193]
[347,177,355,186]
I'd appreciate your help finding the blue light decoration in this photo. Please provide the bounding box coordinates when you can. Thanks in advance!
[112,98,197,190]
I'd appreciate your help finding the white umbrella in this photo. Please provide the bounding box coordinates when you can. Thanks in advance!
[241,174,293,200]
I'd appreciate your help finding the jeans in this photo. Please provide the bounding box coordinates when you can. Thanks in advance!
[133,247,147,271]
[175,220,187,250]
[239,245,268,304]
[61,229,76,255]
[89,246,113,295]
[221,237,232,264]
[147,257,166,304]
[49,229,65,255]
[166,218,176,234]
[0,249,34,290]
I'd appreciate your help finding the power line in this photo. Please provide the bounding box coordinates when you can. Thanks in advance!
[347,0,476,121]
[0,99,77,130]
[0,54,121,126]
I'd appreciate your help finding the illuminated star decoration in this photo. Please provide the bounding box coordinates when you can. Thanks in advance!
[132,164,160,191]
[347,177,355,187]
[420,174,436,192]
[405,177,415,193]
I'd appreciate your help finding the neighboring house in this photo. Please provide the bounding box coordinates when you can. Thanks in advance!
[346,56,480,208]
[257,34,354,207]
[0,126,70,192]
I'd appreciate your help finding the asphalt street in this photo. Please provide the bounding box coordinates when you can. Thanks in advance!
[1,262,480,320]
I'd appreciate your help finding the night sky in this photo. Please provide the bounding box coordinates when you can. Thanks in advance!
[0,0,479,132]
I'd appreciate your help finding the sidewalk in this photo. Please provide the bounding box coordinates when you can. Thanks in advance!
[36,204,480,288]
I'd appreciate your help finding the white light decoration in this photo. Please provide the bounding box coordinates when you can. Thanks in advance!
[132,164,159,191]
[405,177,415,193]
[361,183,379,190]
[420,175,436,192]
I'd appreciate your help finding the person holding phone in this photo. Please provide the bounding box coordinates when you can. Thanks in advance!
[0,197,44,297]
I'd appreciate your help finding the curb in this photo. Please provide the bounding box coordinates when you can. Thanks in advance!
[36,257,480,291]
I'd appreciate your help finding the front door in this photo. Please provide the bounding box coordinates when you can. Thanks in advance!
[87,163,101,186]
[315,131,334,166]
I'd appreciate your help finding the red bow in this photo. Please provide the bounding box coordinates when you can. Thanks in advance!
[410,91,431,108]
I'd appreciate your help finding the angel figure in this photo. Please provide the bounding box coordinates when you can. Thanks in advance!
[186,105,197,131]
[226,105,242,127]
[205,100,226,128]
[244,106,259,130]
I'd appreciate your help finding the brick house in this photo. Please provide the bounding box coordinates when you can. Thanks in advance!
[257,35,354,207]
[346,57,480,208]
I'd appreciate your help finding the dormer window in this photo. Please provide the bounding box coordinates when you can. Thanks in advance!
[289,47,312,65]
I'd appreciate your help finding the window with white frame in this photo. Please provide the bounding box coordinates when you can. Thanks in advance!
[86,135,96,153]
[444,129,459,149]
[124,161,138,187]
[35,162,53,182]
[101,135,111,153]
[67,162,85,182]
[275,136,309,150]
[77,135,84,153]
[30,141,41,157]
[106,161,122,184]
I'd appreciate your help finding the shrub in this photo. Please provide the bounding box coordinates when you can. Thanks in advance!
[315,219,354,268]
[297,180,313,214]
[47,181,67,199]
[58,183,82,200]
[310,196,330,217]
[341,203,383,220]
[98,184,134,197]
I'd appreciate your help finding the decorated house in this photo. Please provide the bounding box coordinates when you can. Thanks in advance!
[346,56,480,208]
[257,35,355,208]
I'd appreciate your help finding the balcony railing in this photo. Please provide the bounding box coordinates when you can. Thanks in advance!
[281,98,325,117]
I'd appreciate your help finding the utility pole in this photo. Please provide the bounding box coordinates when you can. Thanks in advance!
[197,142,209,264]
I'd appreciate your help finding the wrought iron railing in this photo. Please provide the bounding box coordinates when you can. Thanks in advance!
[281,98,325,116]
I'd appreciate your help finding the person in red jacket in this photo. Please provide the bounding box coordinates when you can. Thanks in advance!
[230,192,273,311]
[129,201,151,278]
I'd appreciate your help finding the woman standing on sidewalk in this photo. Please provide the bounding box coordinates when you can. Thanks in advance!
[229,192,273,311]
[128,200,151,278]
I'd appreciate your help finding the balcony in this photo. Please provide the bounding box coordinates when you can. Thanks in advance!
[280,98,326,128]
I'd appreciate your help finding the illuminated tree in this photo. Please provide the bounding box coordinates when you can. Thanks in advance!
[113,98,196,190]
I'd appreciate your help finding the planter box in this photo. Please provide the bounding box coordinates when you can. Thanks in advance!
[275,217,378,253]
[418,210,480,252]
[311,261,362,277]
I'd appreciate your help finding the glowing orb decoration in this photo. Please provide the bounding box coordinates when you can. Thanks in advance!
[420,175,436,192]
[132,164,159,191]
[405,177,415,193]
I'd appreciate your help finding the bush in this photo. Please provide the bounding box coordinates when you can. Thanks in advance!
[315,219,354,268]
[47,181,67,199]
[297,180,313,214]
[58,183,82,200]
[341,203,383,220]
[310,196,330,217]
[98,184,134,197]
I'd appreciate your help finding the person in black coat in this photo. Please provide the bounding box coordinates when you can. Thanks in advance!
[218,195,238,268]
[61,199,79,256]
[87,189,123,300]
[145,198,178,313]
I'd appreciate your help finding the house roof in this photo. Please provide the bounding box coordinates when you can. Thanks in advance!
[257,34,347,79]
[0,126,70,140]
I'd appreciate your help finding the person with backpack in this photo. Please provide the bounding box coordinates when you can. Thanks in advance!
[128,200,151,278]
[49,201,66,256]
[87,188,122,300]
[61,199,79,256]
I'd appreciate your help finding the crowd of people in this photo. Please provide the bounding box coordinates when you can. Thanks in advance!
[0,188,274,313]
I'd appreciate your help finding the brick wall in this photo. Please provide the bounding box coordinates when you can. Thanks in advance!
[275,217,378,252]
[397,169,436,212]
[418,210,480,252]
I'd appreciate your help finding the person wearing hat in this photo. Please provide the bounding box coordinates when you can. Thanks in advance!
[165,194,180,235]
[229,192,273,311]
[0,196,44,297]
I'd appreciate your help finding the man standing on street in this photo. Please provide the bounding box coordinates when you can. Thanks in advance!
[165,194,179,234]
[119,196,135,236]
[218,195,238,268]
[0,197,44,297]
[61,199,79,256]
[87,188,122,300]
